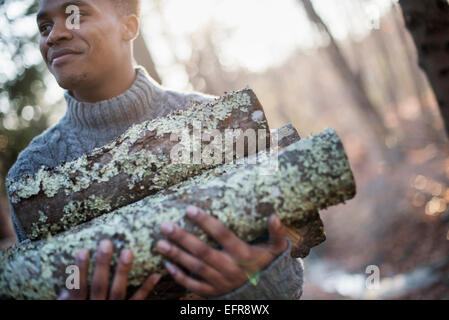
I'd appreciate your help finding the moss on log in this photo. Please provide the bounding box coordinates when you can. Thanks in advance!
[145,123,318,259]
[0,128,355,300]
[7,89,270,241]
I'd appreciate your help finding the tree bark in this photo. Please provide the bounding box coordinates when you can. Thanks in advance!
[7,89,270,241]
[399,0,449,137]
[0,128,356,300]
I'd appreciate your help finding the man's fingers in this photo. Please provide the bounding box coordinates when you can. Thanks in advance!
[67,249,89,300]
[266,214,288,255]
[75,249,90,300]
[90,240,113,300]
[58,249,90,300]
[57,289,71,300]
[164,261,218,297]
[156,240,239,288]
[185,205,251,261]
[130,274,161,300]
[160,221,245,278]
[109,249,133,300]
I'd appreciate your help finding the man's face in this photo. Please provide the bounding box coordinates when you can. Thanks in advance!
[37,0,124,90]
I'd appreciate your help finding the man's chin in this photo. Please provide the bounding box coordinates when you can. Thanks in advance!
[53,71,89,90]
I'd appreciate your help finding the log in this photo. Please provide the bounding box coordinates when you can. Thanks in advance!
[7,89,270,241]
[105,124,311,300]
[152,124,302,198]
[149,123,320,259]
[102,124,310,300]
[0,128,356,300]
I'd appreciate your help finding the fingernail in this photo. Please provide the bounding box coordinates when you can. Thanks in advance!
[186,205,199,218]
[99,240,112,254]
[165,261,176,274]
[271,214,280,229]
[77,249,88,261]
[161,222,174,234]
[121,250,133,264]
[157,240,171,253]
[58,289,69,300]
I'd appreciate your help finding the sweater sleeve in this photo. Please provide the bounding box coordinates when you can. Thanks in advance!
[210,240,304,300]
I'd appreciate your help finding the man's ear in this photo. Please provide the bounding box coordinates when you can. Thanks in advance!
[121,14,139,41]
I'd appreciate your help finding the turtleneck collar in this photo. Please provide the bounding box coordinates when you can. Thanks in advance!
[63,66,162,131]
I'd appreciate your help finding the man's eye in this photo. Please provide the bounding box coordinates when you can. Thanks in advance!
[39,24,52,34]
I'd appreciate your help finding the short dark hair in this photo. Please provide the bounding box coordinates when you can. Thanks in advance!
[112,0,141,17]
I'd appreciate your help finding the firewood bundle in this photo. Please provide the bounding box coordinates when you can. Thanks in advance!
[0,89,356,299]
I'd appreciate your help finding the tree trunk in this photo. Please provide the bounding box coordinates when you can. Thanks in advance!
[7,89,270,241]
[371,27,401,114]
[134,32,162,85]
[398,0,449,138]
[299,0,388,146]
[391,4,428,115]
[0,128,356,300]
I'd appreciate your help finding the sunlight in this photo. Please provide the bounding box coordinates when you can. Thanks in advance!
[141,0,395,90]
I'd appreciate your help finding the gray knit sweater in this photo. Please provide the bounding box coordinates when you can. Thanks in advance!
[5,66,303,300]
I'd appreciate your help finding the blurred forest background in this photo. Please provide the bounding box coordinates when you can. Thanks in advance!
[1,0,449,299]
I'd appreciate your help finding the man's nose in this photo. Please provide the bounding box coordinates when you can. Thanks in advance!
[46,20,73,46]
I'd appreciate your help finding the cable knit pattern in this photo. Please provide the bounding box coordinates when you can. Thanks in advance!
[4,66,304,300]
[6,67,214,182]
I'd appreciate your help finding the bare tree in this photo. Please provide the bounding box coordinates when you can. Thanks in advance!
[399,0,449,138]
[391,4,428,114]
[371,27,401,112]
[298,0,388,146]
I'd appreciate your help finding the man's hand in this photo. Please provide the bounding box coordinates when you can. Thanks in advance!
[58,240,161,300]
[156,205,288,297]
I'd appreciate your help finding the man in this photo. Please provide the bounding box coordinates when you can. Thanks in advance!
[2,0,304,300]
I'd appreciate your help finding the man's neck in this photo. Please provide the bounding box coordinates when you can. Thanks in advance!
[70,65,137,103]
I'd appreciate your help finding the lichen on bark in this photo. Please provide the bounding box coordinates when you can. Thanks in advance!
[7,89,270,241]
[0,128,356,300]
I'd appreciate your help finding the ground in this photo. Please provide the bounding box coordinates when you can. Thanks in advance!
[302,103,449,299]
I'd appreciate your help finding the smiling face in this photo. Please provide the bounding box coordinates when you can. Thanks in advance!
[37,0,132,92]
